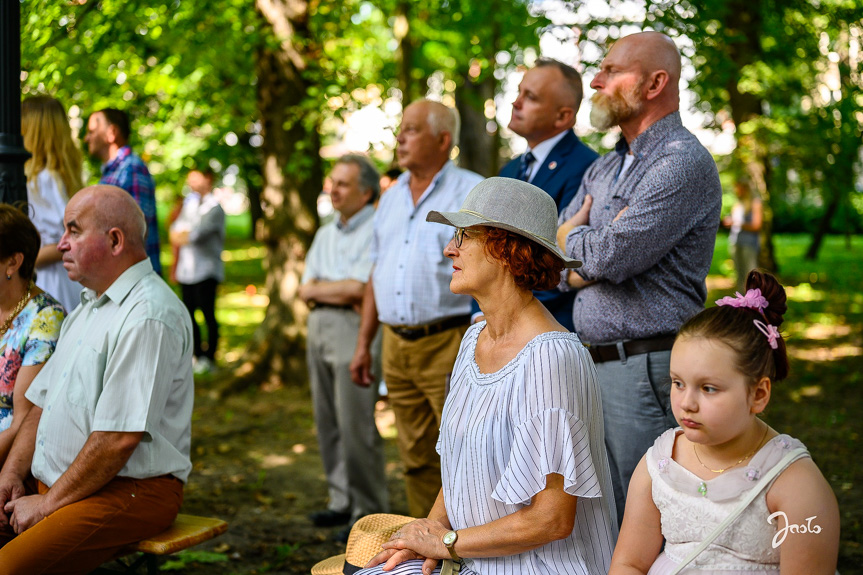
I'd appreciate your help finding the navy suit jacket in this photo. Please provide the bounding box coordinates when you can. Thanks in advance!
[473,130,599,331]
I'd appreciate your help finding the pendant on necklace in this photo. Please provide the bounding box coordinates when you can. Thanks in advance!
[698,481,708,497]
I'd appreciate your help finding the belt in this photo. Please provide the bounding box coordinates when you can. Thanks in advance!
[388,315,471,341]
[587,334,677,364]
[309,302,354,311]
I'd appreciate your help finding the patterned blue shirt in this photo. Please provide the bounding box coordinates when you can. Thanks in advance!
[560,112,722,343]
[371,161,483,326]
[100,146,161,274]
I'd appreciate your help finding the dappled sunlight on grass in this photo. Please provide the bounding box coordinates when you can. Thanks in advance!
[789,385,824,402]
[706,274,734,291]
[786,282,828,302]
[222,245,267,262]
[789,344,863,362]
[803,323,852,340]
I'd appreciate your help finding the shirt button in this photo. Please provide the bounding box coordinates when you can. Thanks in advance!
[396,291,401,295]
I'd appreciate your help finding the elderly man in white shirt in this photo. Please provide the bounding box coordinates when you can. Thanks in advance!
[0,185,193,575]
[350,100,483,517]
[300,155,389,542]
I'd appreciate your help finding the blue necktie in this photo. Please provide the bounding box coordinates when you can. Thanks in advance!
[516,150,536,181]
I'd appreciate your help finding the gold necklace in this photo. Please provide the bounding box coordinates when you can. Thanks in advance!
[0,283,34,338]
[693,424,769,474]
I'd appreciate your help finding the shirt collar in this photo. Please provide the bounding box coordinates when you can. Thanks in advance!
[83,258,153,306]
[401,160,453,207]
[102,145,132,173]
[527,130,569,169]
[336,203,374,232]
[626,111,683,157]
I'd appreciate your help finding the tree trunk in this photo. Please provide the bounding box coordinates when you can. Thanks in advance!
[455,73,498,176]
[805,193,839,260]
[222,0,323,394]
[723,1,778,272]
[394,1,417,103]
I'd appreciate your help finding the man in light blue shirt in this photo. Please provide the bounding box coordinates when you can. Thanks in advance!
[350,100,482,517]
[299,155,388,540]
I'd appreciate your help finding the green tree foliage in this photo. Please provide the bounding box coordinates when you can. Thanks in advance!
[19,0,550,385]
[645,0,863,260]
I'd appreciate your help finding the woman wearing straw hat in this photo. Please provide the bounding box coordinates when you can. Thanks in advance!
[354,178,617,575]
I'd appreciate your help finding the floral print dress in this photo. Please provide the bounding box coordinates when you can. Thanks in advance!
[0,292,65,430]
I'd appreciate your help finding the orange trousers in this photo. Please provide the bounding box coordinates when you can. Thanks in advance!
[0,475,183,575]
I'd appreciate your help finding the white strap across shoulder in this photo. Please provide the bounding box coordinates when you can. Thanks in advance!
[669,447,808,575]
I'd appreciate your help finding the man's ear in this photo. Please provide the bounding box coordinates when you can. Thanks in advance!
[106,124,120,145]
[644,70,670,101]
[555,106,576,130]
[439,131,453,154]
[107,227,126,256]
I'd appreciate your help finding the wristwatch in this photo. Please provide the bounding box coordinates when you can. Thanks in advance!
[442,530,460,561]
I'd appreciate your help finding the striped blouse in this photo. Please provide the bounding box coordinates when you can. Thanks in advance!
[438,323,617,574]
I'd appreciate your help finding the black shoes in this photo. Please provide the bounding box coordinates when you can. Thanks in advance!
[332,525,351,543]
[308,509,351,527]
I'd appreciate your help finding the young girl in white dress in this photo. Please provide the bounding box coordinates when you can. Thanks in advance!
[609,270,839,575]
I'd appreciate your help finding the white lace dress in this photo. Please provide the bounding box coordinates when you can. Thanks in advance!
[646,428,808,574]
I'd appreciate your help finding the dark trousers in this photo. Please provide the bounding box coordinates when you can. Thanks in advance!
[181,278,219,360]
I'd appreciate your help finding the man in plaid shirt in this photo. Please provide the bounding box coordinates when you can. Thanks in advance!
[85,108,161,274]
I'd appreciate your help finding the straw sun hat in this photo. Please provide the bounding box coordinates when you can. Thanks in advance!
[310,514,416,575]
[426,176,582,269]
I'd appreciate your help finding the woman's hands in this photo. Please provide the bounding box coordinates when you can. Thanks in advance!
[365,518,450,574]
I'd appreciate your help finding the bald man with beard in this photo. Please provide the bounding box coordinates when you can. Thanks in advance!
[556,32,722,524]
[0,185,193,574]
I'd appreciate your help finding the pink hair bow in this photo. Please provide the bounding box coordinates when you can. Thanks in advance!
[753,319,780,350]
[715,289,769,313]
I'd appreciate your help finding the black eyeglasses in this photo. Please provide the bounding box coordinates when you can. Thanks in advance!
[453,227,466,248]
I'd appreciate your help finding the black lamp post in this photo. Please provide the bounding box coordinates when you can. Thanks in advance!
[0,0,29,206]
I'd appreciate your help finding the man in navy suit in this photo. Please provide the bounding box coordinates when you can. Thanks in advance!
[473,58,598,330]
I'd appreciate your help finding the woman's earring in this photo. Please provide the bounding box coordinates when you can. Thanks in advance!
[5,274,10,280]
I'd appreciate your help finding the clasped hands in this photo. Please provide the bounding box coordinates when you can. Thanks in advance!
[0,476,48,535]
[365,518,451,574]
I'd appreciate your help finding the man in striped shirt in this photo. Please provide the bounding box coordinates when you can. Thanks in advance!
[85,108,162,275]
[350,100,482,517]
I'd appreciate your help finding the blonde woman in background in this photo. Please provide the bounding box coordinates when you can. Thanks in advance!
[22,96,84,311]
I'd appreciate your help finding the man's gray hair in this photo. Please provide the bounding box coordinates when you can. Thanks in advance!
[335,154,381,203]
[535,58,584,107]
[424,101,460,151]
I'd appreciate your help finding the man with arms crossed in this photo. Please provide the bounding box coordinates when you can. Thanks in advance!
[0,185,193,574]
[557,32,722,524]
[350,100,482,517]
[300,155,388,540]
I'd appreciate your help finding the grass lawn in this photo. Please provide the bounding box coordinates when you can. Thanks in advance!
[169,223,863,573]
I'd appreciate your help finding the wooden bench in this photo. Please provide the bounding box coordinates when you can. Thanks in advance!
[94,514,228,575]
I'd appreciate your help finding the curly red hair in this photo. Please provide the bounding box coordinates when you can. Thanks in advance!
[479,227,564,291]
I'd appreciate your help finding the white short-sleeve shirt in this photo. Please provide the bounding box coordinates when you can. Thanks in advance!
[26,259,195,485]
